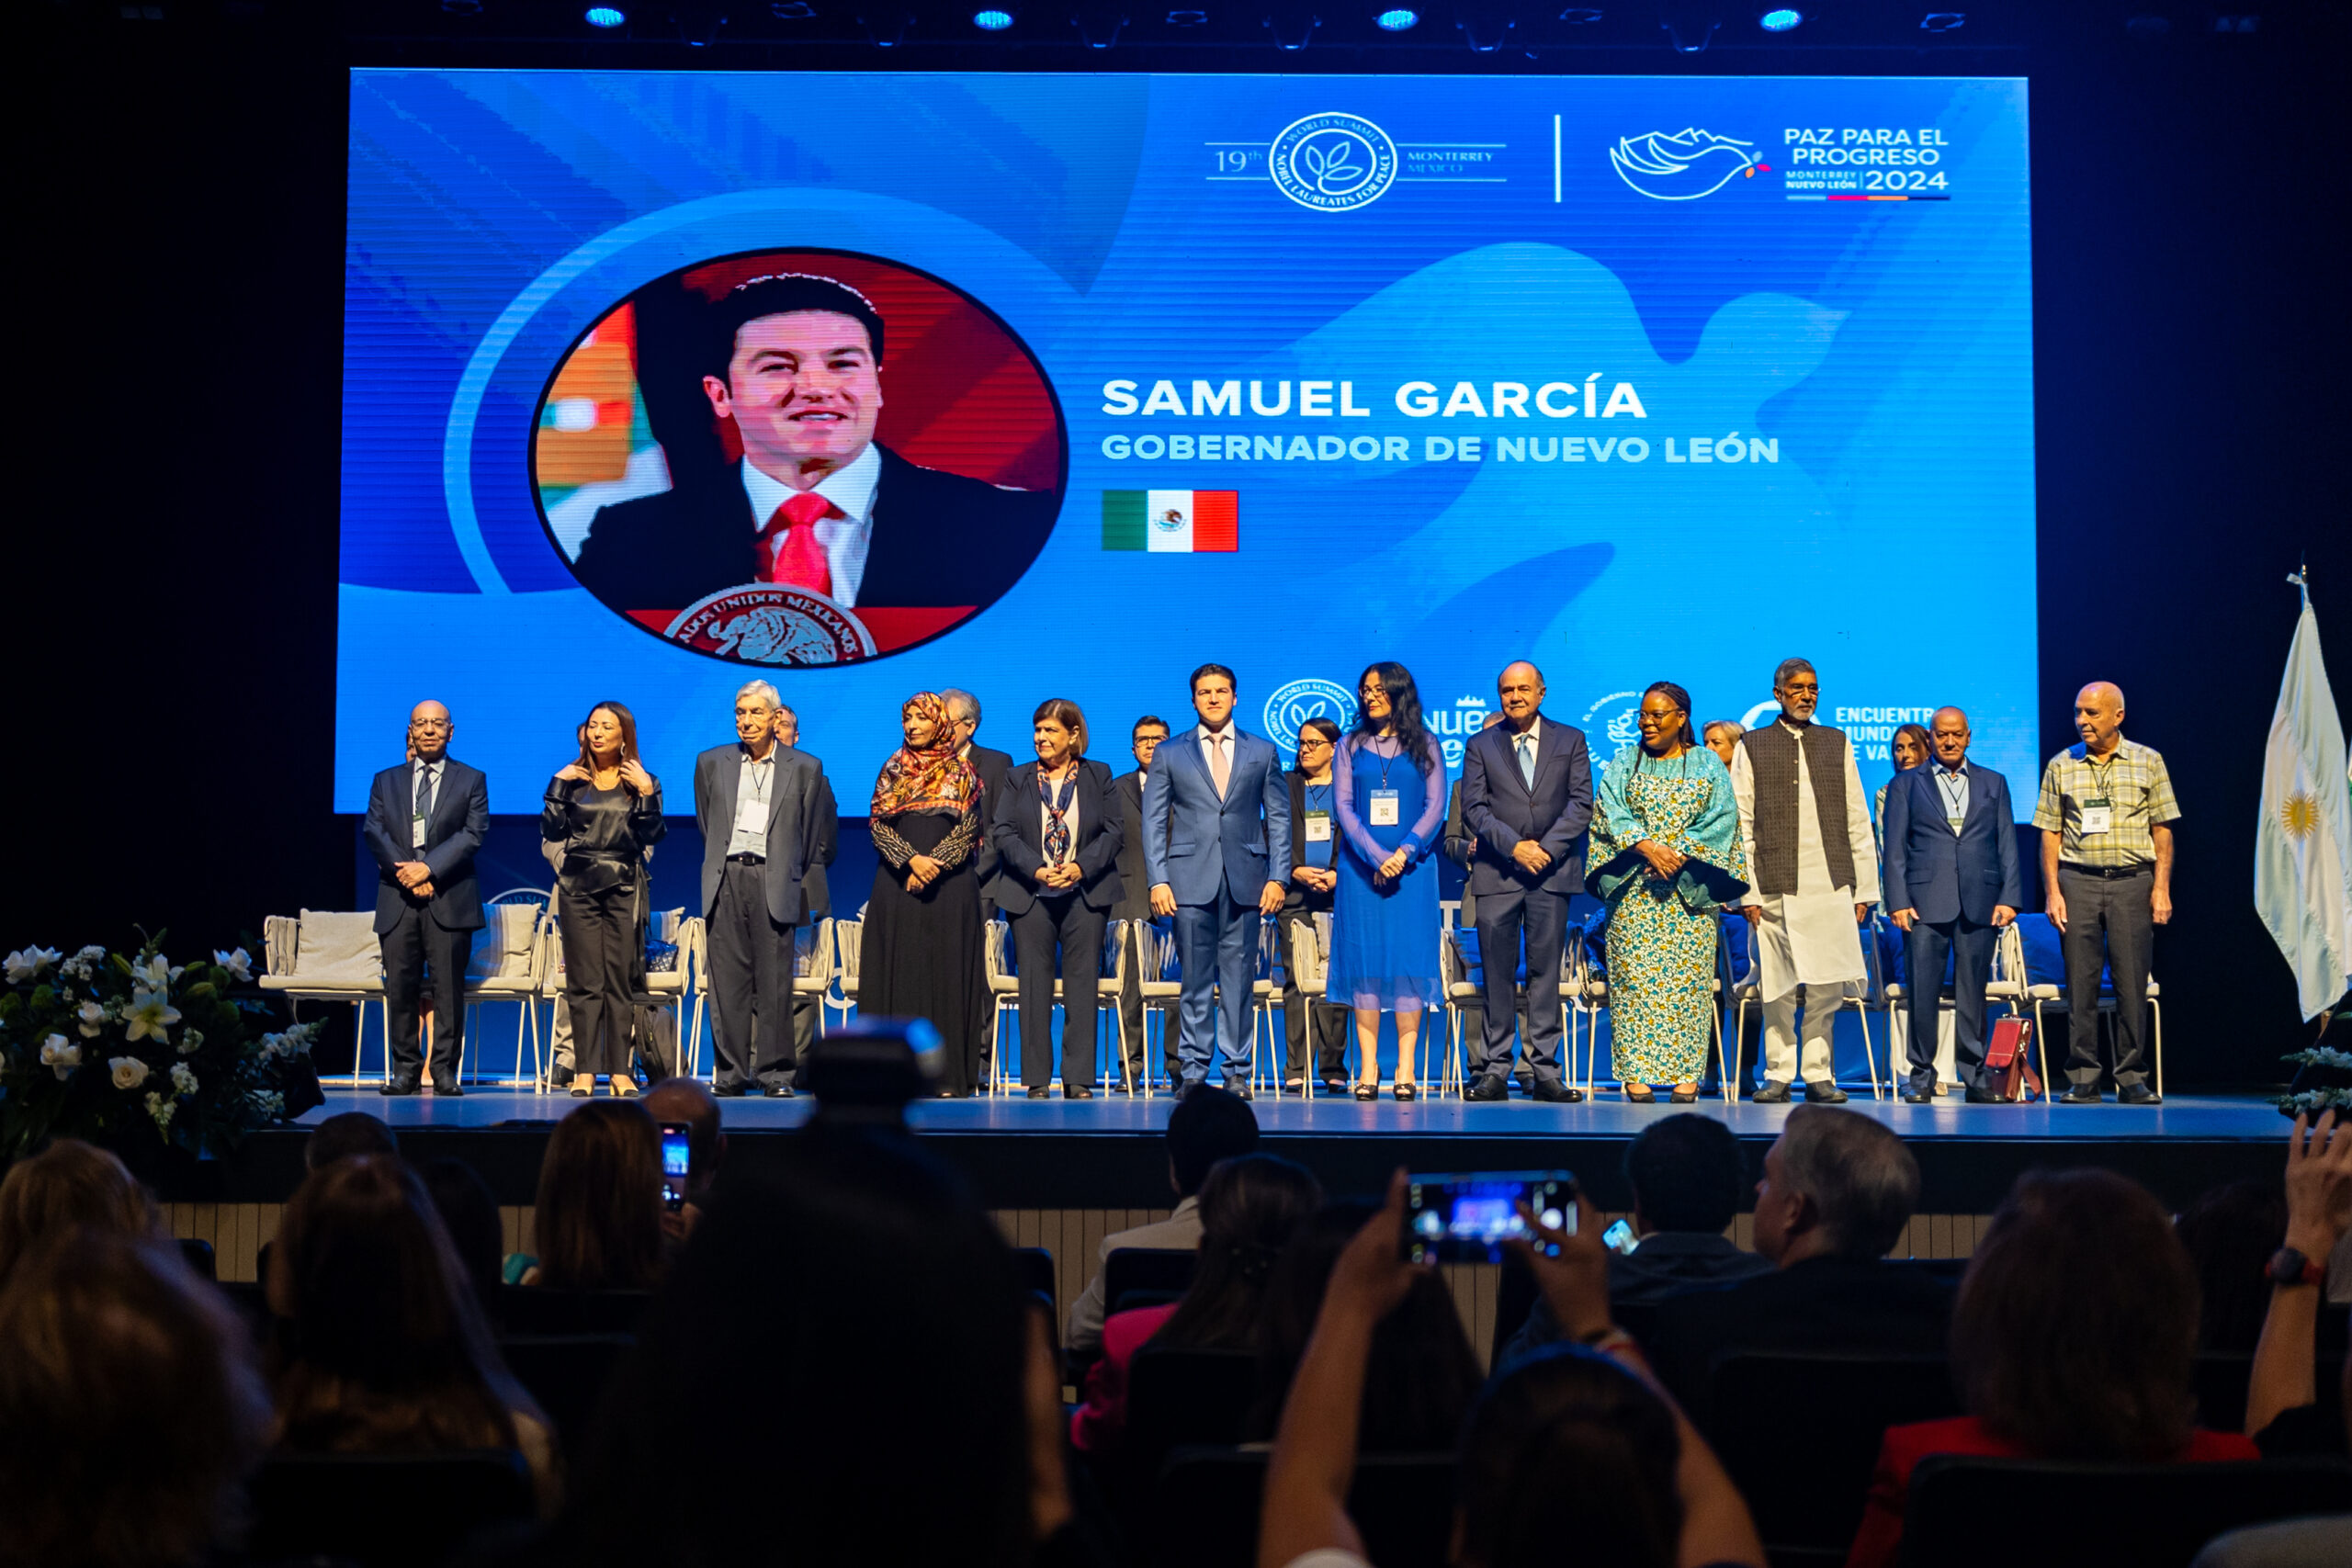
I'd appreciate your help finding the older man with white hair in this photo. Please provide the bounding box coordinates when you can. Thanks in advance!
[694,680,825,1096]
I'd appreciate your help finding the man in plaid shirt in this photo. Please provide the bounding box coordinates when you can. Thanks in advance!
[2031,682,2179,1104]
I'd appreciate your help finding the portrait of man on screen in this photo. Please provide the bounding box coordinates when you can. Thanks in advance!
[563,270,1062,664]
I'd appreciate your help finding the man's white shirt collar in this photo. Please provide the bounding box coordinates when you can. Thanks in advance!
[741,445,883,607]
[1509,717,1542,746]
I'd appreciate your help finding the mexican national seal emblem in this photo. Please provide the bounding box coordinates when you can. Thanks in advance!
[664,585,877,666]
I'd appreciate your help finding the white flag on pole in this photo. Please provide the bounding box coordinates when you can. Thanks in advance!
[2255,575,2352,1020]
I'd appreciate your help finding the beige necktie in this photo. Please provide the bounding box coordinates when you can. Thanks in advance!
[1209,732,1231,799]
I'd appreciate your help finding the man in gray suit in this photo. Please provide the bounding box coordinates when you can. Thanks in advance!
[1460,661,1594,1102]
[1110,715,1171,1089]
[776,704,837,1082]
[363,700,490,1096]
[694,681,824,1097]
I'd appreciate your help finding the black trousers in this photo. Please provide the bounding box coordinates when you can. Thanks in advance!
[380,902,471,1084]
[1903,913,1996,1092]
[1473,886,1570,1089]
[1012,895,1106,1089]
[2057,865,2156,1088]
[708,860,798,1090]
[560,881,639,1078]
[1278,901,1349,1079]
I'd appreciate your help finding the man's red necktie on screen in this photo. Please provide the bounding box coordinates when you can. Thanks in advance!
[759,491,835,596]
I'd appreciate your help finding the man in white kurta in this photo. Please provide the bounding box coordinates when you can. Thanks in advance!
[1732,660,1881,1103]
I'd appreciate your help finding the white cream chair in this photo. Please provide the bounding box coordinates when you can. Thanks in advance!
[830,916,863,1029]
[1283,910,1340,1098]
[260,910,390,1087]
[461,889,552,1088]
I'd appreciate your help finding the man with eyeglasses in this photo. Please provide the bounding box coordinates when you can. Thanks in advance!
[1733,658,1882,1104]
[1281,718,1353,1092]
[361,701,490,1096]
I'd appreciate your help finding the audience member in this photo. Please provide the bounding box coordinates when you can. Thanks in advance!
[1640,1106,1946,1417]
[1504,1112,1777,1362]
[1256,1170,1766,1568]
[0,1231,269,1568]
[1070,1152,1321,1453]
[519,1100,665,1291]
[2244,1111,2352,1458]
[1845,1168,2258,1568]
[531,1123,1067,1568]
[0,1138,159,1284]
[2177,1177,2289,1352]
[1066,1084,1259,1355]
[303,1109,400,1170]
[1247,1198,1484,1451]
[416,1156,505,1317]
[266,1156,556,1510]
[642,1075,726,1247]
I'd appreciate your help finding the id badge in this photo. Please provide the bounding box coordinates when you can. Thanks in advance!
[1369,789,1400,828]
[2080,798,2113,835]
[1304,810,1332,843]
[411,812,427,851]
[732,795,766,840]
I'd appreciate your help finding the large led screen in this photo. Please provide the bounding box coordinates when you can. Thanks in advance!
[340,71,2033,810]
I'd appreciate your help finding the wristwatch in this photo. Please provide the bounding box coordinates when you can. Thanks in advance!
[2265,1247,2325,1288]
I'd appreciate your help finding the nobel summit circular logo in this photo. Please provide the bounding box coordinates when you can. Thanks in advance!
[1269,112,1400,213]
[1265,678,1359,757]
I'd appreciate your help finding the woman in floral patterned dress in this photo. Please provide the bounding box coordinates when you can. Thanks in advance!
[1588,682,1750,1102]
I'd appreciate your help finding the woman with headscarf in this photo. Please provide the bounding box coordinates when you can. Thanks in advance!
[1588,682,1750,1102]
[863,693,989,1096]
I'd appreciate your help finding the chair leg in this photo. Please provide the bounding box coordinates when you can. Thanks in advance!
[1856,1004,1883,1100]
[2032,998,2052,1099]
[2154,997,2164,1100]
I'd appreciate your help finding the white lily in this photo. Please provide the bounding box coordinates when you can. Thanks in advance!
[110,1056,151,1090]
[40,1034,80,1080]
[212,948,254,983]
[122,987,180,1045]
[4,946,62,984]
[169,1063,198,1097]
[76,999,107,1038]
[139,954,172,988]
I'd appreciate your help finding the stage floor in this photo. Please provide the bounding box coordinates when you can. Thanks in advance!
[242,1087,2291,1214]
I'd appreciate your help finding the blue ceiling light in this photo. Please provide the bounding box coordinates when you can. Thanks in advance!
[1920,11,1964,28]
[1376,7,1419,27]
[1759,6,1801,28]
[974,6,1013,25]
[585,6,626,25]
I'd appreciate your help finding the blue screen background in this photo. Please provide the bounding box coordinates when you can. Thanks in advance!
[340,71,2033,812]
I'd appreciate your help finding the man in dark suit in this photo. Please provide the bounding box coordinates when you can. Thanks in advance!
[1640,1107,1952,1424]
[361,701,489,1096]
[1110,716,1171,1089]
[944,688,1016,1079]
[776,704,836,1082]
[570,274,1058,645]
[692,680,825,1097]
[1883,706,2024,1103]
[1459,661,1594,1102]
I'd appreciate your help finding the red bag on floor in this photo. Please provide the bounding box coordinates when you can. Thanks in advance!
[1984,1017,2041,1102]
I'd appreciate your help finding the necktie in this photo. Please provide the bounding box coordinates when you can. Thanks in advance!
[1515,733,1536,789]
[1209,732,1231,798]
[413,762,435,819]
[759,491,836,595]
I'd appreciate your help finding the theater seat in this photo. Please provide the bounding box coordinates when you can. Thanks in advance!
[1702,1350,1961,1563]
[1104,1247,1195,1317]
[246,1450,536,1568]
[1125,1347,1260,1483]
[1902,1454,2352,1568]
[1151,1446,1456,1568]
[496,1332,634,1458]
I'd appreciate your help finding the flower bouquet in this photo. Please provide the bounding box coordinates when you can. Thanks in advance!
[0,937,325,1164]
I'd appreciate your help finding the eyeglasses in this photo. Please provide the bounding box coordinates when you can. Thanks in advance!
[1296,738,1332,751]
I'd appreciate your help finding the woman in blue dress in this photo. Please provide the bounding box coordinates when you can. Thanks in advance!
[1329,661,1447,1101]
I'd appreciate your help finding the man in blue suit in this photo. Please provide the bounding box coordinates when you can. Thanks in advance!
[1883,706,2023,1103]
[1143,663,1293,1097]
[362,701,490,1096]
[1460,661,1595,1102]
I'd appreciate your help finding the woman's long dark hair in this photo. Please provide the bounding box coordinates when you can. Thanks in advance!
[573,699,641,770]
[1353,660,1436,775]
[531,1100,666,1291]
[1458,1346,1684,1568]
[1642,681,1699,750]
[1154,1155,1323,1353]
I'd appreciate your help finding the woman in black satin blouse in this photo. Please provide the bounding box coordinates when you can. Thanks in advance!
[542,701,666,1097]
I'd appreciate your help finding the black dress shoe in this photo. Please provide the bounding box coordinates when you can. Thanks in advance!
[1227,1084,1254,1101]
[2059,1085,2101,1104]
[431,1078,464,1098]
[1901,1089,1934,1104]
[1065,1084,1093,1100]
[1751,1080,1792,1104]
[1532,1082,1584,1104]
[764,1084,796,1099]
[711,1082,749,1098]
[1464,1078,1509,1102]
[1963,1088,2002,1103]
[1025,1086,1051,1100]
[2119,1083,2162,1105]
[1804,1081,1849,1104]
[379,1076,421,1097]
[1669,1087,1699,1104]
